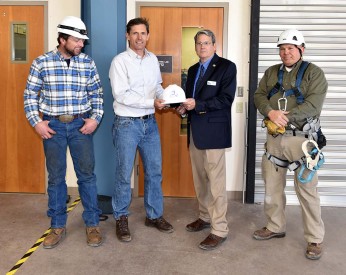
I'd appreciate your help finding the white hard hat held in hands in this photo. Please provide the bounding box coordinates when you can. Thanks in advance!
[163,84,186,105]
[57,16,89,40]
[277,29,305,47]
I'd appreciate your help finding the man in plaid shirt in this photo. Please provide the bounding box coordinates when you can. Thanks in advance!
[24,16,104,249]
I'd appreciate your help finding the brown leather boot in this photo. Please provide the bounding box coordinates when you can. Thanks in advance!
[86,226,103,247]
[43,228,66,249]
[116,215,131,242]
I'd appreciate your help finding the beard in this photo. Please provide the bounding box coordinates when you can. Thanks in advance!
[63,45,81,57]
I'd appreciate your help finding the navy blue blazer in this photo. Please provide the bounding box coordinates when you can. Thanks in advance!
[186,54,237,149]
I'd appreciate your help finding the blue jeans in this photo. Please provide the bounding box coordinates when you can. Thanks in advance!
[112,115,163,219]
[43,115,101,228]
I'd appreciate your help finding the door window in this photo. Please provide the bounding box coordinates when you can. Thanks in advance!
[11,22,28,63]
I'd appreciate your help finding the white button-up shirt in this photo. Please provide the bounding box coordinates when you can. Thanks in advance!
[109,48,164,117]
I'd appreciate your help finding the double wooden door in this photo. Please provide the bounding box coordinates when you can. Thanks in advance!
[138,6,224,197]
[0,5,45,193]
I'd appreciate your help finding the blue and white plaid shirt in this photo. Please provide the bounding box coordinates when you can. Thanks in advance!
[24,48,104,127]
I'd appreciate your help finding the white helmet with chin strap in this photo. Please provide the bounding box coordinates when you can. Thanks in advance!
[277,29,305,47]
[57,16,89,40]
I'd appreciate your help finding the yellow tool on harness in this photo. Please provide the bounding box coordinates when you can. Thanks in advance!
[263,118,286,135]
[263,96,287,135]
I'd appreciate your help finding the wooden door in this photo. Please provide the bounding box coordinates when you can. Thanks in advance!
[0,5,45,193]
[138,7,224,197]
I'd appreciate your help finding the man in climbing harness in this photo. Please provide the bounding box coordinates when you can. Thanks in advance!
[253,29,328,260]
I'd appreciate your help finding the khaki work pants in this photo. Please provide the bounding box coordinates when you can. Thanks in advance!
[189,134,228,238]
[262,133,325,243]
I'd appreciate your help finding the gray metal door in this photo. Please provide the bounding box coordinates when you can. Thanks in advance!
[255,0,346,206]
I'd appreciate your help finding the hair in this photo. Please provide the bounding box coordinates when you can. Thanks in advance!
[57,33,70,44]
[126,17,150,34]
[194,29,216,44]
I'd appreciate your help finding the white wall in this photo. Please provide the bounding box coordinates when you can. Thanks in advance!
[127,0,251,192]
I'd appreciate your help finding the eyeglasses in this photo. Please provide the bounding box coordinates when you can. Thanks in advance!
[195,41,213,47]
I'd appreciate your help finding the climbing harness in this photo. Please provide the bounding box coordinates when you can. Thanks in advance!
[263,61,310,136]
[262,61,326,183]
[264,139,325,184]
[263,60,327,147]
[267,61,310,104]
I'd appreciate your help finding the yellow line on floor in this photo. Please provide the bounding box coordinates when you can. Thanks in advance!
[6,197,81,275]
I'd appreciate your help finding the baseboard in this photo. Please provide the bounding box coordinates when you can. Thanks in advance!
[67,187,243,202]
[227,191,243,201]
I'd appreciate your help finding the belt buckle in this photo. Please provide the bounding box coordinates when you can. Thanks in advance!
[58,114,74,123]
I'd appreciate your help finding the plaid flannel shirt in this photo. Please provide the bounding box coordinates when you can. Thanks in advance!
[24,48,103,127]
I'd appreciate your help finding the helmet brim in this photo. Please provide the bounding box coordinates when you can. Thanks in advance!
[163,99,186,104]
[57,28,89,40]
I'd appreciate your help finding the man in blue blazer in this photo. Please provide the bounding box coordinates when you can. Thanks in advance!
[176,29,237,250]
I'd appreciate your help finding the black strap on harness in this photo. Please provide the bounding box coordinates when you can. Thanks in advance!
[267,61,310,104]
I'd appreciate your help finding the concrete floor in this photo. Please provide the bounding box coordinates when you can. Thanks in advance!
[1,193,345,275]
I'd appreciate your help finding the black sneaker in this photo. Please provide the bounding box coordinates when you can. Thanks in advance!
[145,216,174,233]
[116,215,131,242]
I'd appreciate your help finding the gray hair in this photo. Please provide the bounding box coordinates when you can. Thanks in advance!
[194,29,216,44]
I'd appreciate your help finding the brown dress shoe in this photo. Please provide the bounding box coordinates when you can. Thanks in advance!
[199,233,226,250]
[186,219,210,232]
[86,226,103,247]
[43,228,66,249]
[116,215,131,242]
[145,216,174,233]
[253,227,286,240]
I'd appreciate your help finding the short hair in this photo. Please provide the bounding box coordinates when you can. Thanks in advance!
[126,17,150,34]
[194,29,216,44]
[57,33,70,44]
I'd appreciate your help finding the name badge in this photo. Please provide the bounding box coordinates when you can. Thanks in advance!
[207,81,216,86]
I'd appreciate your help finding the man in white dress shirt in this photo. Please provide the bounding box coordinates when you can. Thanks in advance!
[109,17,174,242]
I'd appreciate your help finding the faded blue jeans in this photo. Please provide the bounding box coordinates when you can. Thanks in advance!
[43,115,101,228]
[112,115,163,220]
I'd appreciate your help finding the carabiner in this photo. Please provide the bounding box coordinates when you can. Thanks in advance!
[278,97,287,111]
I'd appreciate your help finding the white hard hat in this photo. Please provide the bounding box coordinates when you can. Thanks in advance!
[277,29,305,47]
[57,16,89,40]
[162,84,186,104]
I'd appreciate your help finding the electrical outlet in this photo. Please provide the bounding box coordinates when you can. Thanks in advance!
[236,102,243,113]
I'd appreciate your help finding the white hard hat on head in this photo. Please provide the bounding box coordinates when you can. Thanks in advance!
[57,16,89,40]
[277,29,305,47]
